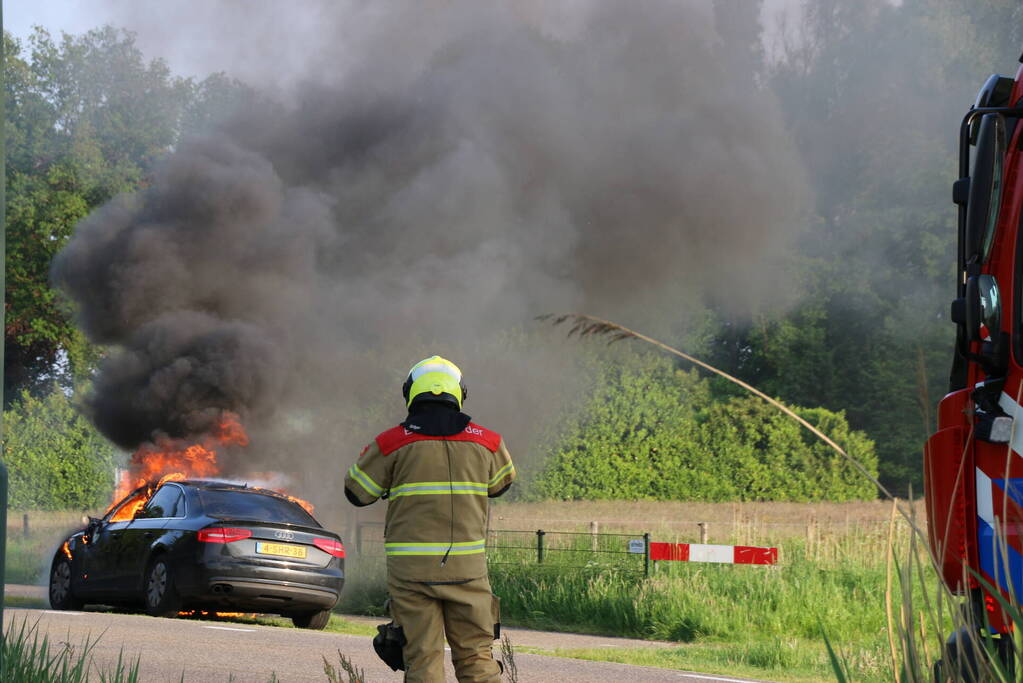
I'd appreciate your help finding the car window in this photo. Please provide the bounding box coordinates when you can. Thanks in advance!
[105,490,147,522]
[197,489,318,526]
[141,485,184,519]
[170,488,187,517]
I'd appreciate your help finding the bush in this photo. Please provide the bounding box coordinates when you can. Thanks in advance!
[527,353,877,501]
[3,387,118,509]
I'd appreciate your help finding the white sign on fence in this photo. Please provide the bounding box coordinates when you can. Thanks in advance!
[628,539,645,554]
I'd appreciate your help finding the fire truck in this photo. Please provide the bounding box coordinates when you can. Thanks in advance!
[925,54,1023,672]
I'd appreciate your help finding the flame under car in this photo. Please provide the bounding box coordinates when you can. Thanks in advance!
[49,480,345,629]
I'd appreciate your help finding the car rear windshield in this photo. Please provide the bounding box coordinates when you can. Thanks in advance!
[197,489,319,527]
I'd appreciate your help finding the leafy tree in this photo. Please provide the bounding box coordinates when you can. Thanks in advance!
[2,28,257,402]
[3,386,118,509]
[4,27,195,400]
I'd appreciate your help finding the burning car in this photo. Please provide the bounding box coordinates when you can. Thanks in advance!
[48,479,345,629]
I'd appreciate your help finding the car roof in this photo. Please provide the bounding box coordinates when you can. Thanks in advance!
[174,480,248,490]
[175,479,275,492]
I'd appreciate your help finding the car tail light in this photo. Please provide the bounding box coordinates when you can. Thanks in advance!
[198,527,252,543]
[314,538,346,557]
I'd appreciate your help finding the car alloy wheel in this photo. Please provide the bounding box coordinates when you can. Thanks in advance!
[144,558,181,617]
[48,557,82,610]
[147,561,168,607]
[50,561,71,603]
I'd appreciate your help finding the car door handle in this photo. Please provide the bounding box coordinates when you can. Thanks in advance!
[144,532,155,539]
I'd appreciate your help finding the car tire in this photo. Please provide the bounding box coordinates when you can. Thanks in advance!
[292,609,332,630]
[144,557,182,617]
[49,555,83,611]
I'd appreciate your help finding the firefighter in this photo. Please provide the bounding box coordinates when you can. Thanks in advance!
[345,355,515,682]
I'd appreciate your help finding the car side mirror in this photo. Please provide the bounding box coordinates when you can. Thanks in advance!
[83,516,103,541]
[965,274,1001,343]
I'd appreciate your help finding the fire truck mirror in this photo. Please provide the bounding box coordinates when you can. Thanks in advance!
[965,274,1000,343]
[964,113,1006,264]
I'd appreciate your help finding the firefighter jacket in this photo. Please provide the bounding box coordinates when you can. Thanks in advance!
[345,408,515,583]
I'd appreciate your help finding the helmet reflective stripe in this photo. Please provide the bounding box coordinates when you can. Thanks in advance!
[384,539,486,556]
[409,358,462,383]
[405,355,464,408]
[390,481,488,497]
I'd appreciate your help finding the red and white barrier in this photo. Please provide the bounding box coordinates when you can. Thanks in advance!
[649,542,777,565]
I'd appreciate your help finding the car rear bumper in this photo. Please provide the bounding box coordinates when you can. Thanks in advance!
[176,558,344,613]
[203,576,340,610]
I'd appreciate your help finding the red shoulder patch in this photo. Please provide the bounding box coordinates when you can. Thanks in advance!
[375,425,419,456]
[459,422,502,451]
[374,422,502,455]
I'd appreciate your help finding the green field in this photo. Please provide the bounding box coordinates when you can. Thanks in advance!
[8,501,949,682]
[346,499,947,682]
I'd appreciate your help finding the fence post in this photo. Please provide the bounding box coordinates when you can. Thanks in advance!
[698,522,708,544]
[643,532,650,578]
[590,521,598,552]
[536,529,545,565]
[22,513,28,539]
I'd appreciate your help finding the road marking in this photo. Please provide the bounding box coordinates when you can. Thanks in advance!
[681,674,762,682]
[43,610,87,616]
[203,626,255,632]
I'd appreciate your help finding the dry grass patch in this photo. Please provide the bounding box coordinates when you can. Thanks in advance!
[491,499,924,539]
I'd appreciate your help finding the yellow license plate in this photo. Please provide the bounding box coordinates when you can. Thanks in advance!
[256,542,307,559]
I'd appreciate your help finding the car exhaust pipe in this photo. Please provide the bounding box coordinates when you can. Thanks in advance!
[211,583,232,594]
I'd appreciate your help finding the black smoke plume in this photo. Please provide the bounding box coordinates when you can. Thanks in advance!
[52,2,808,472]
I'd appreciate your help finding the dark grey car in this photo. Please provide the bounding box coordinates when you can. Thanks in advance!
[49,480,345,629]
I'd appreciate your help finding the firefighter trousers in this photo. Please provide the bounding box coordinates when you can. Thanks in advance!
[387,574,502,683]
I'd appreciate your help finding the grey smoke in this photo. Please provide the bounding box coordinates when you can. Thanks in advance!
[52,1,808,495]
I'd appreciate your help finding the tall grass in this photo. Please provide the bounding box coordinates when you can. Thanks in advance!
[2,617,141,682]
[489,538,938,680]
[864,510,1022,682]
[339,512,938,681]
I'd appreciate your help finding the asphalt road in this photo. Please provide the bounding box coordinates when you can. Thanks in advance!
[4,606,771,683]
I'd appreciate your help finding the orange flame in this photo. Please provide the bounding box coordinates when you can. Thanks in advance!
[61,540,72,559]
[253,487,315,515]
[107,413,243,522]
[105,412,314,520]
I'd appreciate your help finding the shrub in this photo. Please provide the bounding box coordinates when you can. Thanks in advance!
[3,387,118,509]
[527,353,877,501]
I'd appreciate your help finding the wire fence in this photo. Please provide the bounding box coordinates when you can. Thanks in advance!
[355,522,652,575]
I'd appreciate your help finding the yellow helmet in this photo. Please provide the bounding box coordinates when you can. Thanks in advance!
[401,355,467,408]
